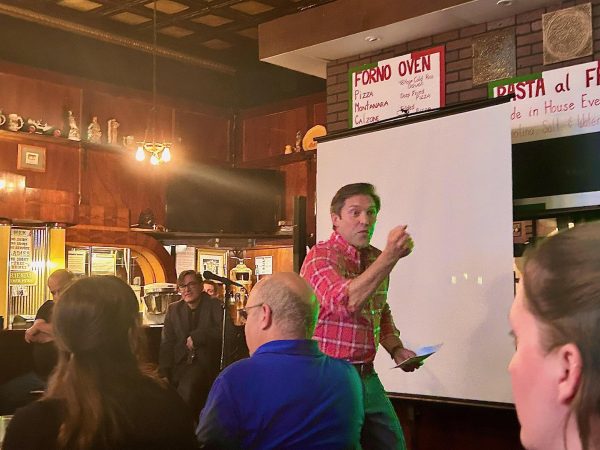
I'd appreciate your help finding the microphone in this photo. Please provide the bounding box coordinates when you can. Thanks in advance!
[203,271,244,288]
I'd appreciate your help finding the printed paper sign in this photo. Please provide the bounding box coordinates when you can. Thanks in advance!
[67,249,87,275]
[349,46,445,128]
[91,253,116,276]
[489,61,600,143]
[254,256,273,276]
[9,271,37,286]
[176,246,196,276]
[11,285,28,297]
[10,229,32,271]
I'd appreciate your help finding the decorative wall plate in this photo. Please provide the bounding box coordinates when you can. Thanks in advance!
[302,125,327,151]
[543,3,592,65]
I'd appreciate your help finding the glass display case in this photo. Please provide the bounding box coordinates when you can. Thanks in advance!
[66,246,131,282]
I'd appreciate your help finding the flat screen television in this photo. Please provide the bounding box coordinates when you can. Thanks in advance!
[513,131,600,214]
[166,167,284,233]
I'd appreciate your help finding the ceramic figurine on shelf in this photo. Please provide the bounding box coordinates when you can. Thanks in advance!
[67,110,80,141]
[295,130,303,152]
[122,135,135,148]
[87,116,102,143]
[107,118,120,145]
[25,118,61,137]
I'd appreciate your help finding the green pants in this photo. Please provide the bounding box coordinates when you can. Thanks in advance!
[360,372,407,450]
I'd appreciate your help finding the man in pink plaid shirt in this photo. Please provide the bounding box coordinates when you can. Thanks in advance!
[301,182,419,450]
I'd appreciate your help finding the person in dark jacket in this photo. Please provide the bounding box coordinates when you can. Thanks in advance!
[159,270,230,418]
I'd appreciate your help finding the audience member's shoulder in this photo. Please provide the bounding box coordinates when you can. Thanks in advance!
[324,353,352,368]
[132,377,195,423]
[37,299,55,315]
[166,299,184,311]
[6,398,63,444]
[204,292,223,309]
[139,375,185,404]
[323,353,360,376]
[13,398,62,420]
[214,355,254,382]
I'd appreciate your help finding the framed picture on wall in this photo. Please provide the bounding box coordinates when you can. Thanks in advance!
[17,144,46,172]
[198,249,227,277]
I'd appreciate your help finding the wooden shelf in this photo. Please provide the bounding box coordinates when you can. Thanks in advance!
[237,149,315,168]
[136,228,293,247]
[0,129,131,156]
[0,129,78,147]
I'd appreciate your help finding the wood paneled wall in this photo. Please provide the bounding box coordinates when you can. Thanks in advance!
[0,58,325,275]
[237,246,294,284]
[393,398,523,450]
[0,70,82,132]
[80,148,170,226]
[236,93,324,237]
[0,60,231,227]
[0,134,79,193]
[238,92,326,164]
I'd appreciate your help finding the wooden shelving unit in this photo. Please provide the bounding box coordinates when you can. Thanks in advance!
[236,149,316,169]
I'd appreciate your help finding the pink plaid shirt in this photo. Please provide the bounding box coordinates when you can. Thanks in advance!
[300,232,400,363]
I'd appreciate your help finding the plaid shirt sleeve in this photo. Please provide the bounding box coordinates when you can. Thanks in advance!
[300,245,354,318]
[379,301,400,342]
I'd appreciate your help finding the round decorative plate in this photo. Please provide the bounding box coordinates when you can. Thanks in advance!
[544,5,591,62]
[302,125,327,151]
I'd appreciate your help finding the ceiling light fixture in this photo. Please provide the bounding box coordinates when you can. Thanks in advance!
[496,0,513,6]
[364,36,380,43]
[136,1,171,165]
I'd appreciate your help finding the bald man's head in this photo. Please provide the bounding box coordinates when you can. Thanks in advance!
[47,269,75,302]
[249,272,318,338]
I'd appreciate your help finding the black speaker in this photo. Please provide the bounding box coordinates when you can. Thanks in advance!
[293,196,307,273]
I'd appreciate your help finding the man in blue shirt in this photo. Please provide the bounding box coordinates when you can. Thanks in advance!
[195,272,364,450]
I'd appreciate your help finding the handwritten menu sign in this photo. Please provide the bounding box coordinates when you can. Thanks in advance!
[349,46,445,128]
[489,61,600,143]
[10,229,32,271]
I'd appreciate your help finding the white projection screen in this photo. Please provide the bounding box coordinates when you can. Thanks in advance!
[316,101,515,405]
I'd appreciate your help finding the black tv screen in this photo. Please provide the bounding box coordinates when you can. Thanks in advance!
[166,167,284,233]
[513,132,600,200]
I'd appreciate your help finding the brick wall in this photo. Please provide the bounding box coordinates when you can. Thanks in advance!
[326,0,600,132]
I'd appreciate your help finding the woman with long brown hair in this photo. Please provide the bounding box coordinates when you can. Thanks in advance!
[509,222,600,450]
[3,276,197,450]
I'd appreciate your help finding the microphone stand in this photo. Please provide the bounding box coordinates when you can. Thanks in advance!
[219,284,230,371]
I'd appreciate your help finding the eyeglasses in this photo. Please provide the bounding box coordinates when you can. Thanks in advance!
[239,303,264,320]
[178,281,199,291]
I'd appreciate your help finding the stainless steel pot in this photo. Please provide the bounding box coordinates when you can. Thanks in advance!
[143,283,180,315]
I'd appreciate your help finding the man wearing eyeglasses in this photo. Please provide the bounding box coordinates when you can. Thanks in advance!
[159,270,228,418]
[196,272,364,449]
